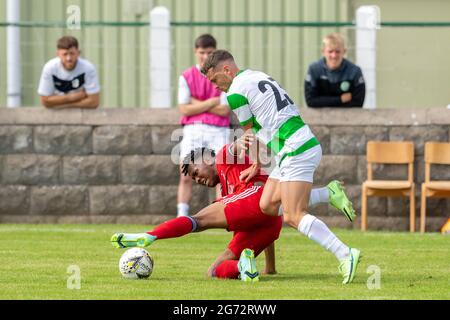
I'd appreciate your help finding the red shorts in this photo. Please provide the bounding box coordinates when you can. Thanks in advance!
[219,185,283,258]
[227,223,282,258]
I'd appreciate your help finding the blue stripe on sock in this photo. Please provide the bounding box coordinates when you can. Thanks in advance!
[186,216,198,232]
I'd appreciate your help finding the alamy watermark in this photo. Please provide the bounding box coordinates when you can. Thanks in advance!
[67,265,81,289]
[366,265,381,290]
[66,5,81,30]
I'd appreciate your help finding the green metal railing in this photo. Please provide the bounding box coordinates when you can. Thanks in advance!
[1,21,450,28]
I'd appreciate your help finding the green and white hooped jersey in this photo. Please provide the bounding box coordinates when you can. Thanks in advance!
[227,69,320,165]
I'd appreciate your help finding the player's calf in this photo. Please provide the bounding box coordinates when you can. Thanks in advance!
[283,209,308,229]
[111,215,199,249]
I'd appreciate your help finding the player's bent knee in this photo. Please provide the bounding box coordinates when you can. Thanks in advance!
[191,215,206,230]
[282,214,295,227]
[259,199,277,216]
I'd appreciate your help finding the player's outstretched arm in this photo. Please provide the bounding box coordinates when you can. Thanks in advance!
[263,242,277,275]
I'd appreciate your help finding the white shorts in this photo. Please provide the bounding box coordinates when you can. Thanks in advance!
[179,123,231,160]
[269,145,322,183]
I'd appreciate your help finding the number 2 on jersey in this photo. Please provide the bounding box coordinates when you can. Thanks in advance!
[258,77,294,111]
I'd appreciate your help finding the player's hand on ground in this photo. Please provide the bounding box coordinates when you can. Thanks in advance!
[262,268,277,275]
[239,162,261,183]
[206,264,216,277]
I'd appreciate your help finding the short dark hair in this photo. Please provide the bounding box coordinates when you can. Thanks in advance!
[57,36,79,50]
[181,147,216,176]
[195,34,217,49]
[200,49,234,75]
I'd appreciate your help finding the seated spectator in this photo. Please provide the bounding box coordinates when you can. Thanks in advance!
[304,33,365,108]
[38,36,100,109]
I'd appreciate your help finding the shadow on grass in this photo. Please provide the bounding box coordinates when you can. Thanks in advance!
[259,272,339,282]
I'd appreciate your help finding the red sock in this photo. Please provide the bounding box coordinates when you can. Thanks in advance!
[215,260,239,279]
[147,216,195,240]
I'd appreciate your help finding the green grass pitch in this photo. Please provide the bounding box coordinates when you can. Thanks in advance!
[0,224,448,300]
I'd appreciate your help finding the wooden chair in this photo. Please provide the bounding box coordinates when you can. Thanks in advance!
[420,142,450,233]
[361,141,415,232]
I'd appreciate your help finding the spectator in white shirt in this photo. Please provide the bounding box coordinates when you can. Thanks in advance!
[38,36,100,109]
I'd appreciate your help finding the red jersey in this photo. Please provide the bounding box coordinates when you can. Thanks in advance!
[215,144,268,197]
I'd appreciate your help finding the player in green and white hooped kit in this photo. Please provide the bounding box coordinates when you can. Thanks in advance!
[202,50,360,284]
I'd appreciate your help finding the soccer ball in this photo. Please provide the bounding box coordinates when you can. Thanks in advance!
[119,247,154,279]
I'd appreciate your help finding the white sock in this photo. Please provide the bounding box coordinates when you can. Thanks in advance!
[177,203,189,217]
[309,187,329,206]
[298,214,349,261]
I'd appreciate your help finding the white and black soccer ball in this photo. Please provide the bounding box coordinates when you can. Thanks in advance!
[119,247,154,279]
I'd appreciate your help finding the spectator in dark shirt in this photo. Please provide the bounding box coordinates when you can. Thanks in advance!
[304,33,365,108]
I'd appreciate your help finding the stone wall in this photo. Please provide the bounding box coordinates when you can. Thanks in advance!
[1,107,449,231]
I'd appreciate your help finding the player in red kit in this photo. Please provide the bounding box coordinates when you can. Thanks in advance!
[111,142,282,282]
